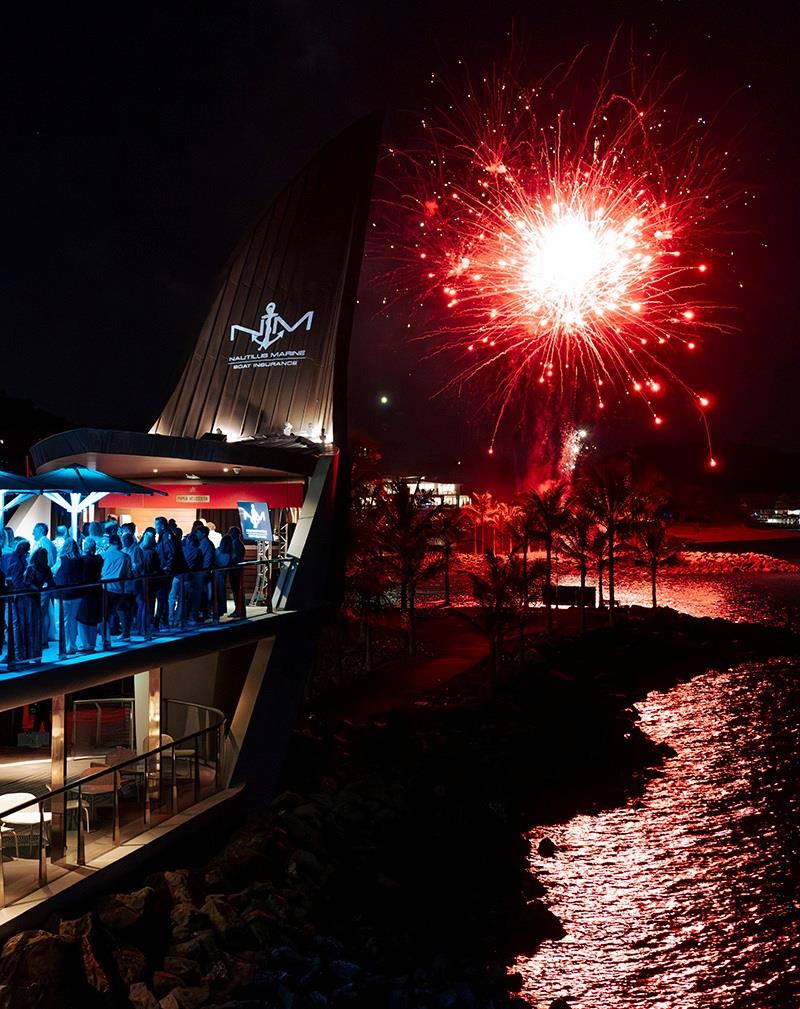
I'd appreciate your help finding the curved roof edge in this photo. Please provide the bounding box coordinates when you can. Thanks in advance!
[31,428,324,479]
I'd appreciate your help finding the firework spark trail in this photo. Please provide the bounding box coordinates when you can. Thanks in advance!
[382,53,735,466]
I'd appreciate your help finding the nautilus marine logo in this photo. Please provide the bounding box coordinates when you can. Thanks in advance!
[227,301,315,370]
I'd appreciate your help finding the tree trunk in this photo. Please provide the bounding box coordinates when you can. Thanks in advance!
[544,535,553,634]
[473,524,477,554]
[522,541,529,609]
[651,560,657,608]
[579,560,586,634]
[607,524,616,627]
[400,579,407,612]
[443,548,451,607]
[364,619,373,673]
[407,587,416,655]
[597,560,605,607]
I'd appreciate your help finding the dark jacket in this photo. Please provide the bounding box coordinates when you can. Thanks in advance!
[77,554,104,625]
[54,556,82,600]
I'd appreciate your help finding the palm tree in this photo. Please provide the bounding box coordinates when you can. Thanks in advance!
[466,492,494,554]
[432,508,469,606]
[492,501,516,555]
[518,481,571,633]
[559,506,594,633]
[465,549,523,690]
[589,528,607,608]
[380,479,443,654]
[629,518,675,607]
[577,461,636,626]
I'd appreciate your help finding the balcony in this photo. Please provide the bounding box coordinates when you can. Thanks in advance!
[1,559,288,684]
[0,699,231,915]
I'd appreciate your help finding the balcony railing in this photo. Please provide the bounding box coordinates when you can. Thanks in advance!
[2,558,284,672]
[0,701,226,908]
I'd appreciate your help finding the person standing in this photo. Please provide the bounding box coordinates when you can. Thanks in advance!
[228,526,246,619]
[24,547,54,662]
[54,538,82,654]
[102,534,133,640]
[32,523,57,642]
[213,533,233,618]
[77,538,103,651]
[193,522,216,621]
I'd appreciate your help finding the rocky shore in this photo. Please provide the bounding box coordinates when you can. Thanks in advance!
[1,607,797,1009]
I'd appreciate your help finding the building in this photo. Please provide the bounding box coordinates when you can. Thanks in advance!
[0,113,380,926]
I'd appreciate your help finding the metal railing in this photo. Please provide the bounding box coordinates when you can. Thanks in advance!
[1,558,284,671]
[0,702,226,908]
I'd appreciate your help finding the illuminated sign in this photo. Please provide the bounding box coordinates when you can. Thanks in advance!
[238,501,273,542]
[228,301,314,371]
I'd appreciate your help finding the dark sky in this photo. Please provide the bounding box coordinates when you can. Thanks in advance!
[1,1,798,485]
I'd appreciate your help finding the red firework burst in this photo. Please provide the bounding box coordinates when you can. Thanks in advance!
[383,53,735,465]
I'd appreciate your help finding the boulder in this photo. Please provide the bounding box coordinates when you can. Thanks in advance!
[201,896,253,951]
[161,986,210,1009]
[98,887,157,932]
[152,970,183,997]
[162,956,202,986]
[0,931,72,990]
[163,870,193,906]
[128,983,160,1009]
[170,903,212,942]
[114,946,147,986]
[537,837,557,857]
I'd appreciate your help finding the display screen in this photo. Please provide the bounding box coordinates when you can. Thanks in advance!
[237,501,273,542]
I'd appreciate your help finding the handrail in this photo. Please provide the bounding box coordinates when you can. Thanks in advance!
[1,558,283,600]
[2,556,286,669]
[0,710,226,821]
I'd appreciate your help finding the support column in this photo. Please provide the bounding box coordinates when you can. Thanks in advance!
[50,694,67,863]
[134,668,161,751]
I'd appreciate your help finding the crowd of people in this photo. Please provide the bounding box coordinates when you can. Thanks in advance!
[0,516,249,664]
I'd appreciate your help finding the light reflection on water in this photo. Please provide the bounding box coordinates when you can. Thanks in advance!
[517,573,800,1008]
[614,570,800,630]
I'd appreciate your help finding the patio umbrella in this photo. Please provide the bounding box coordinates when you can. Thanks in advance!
[30,465,166,539]
[0,469,41,519]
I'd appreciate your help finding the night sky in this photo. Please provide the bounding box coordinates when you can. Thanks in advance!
[1,2,798,487]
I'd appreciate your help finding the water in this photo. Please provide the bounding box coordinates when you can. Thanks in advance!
[517,572,800,1008]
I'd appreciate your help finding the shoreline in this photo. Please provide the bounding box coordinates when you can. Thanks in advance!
[2,608,798,1008]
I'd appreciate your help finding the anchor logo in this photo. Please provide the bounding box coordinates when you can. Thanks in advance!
[240,503,267,528]
[230,301,314,352]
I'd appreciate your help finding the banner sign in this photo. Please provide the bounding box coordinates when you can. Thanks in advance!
[238,501,273,542]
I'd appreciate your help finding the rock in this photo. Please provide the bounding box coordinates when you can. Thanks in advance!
[170,902,212,940]
[79,933,110,993]
[537,837,557,857]
[115,946,147,986]
[549,1000,571,1009]
[164,870,193,906]
[98,886,157,932]
[201,896,253,951]
[162,956,202,986]
[129,983,160,1009]
[169,931,222,966]
[0,931,72,990]
[162,986,210,1009]
[57,911,92,939]
[153,969,183,997]
[525,900,566,941]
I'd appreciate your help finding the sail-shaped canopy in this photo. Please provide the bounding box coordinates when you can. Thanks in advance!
[151,113,381,448]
